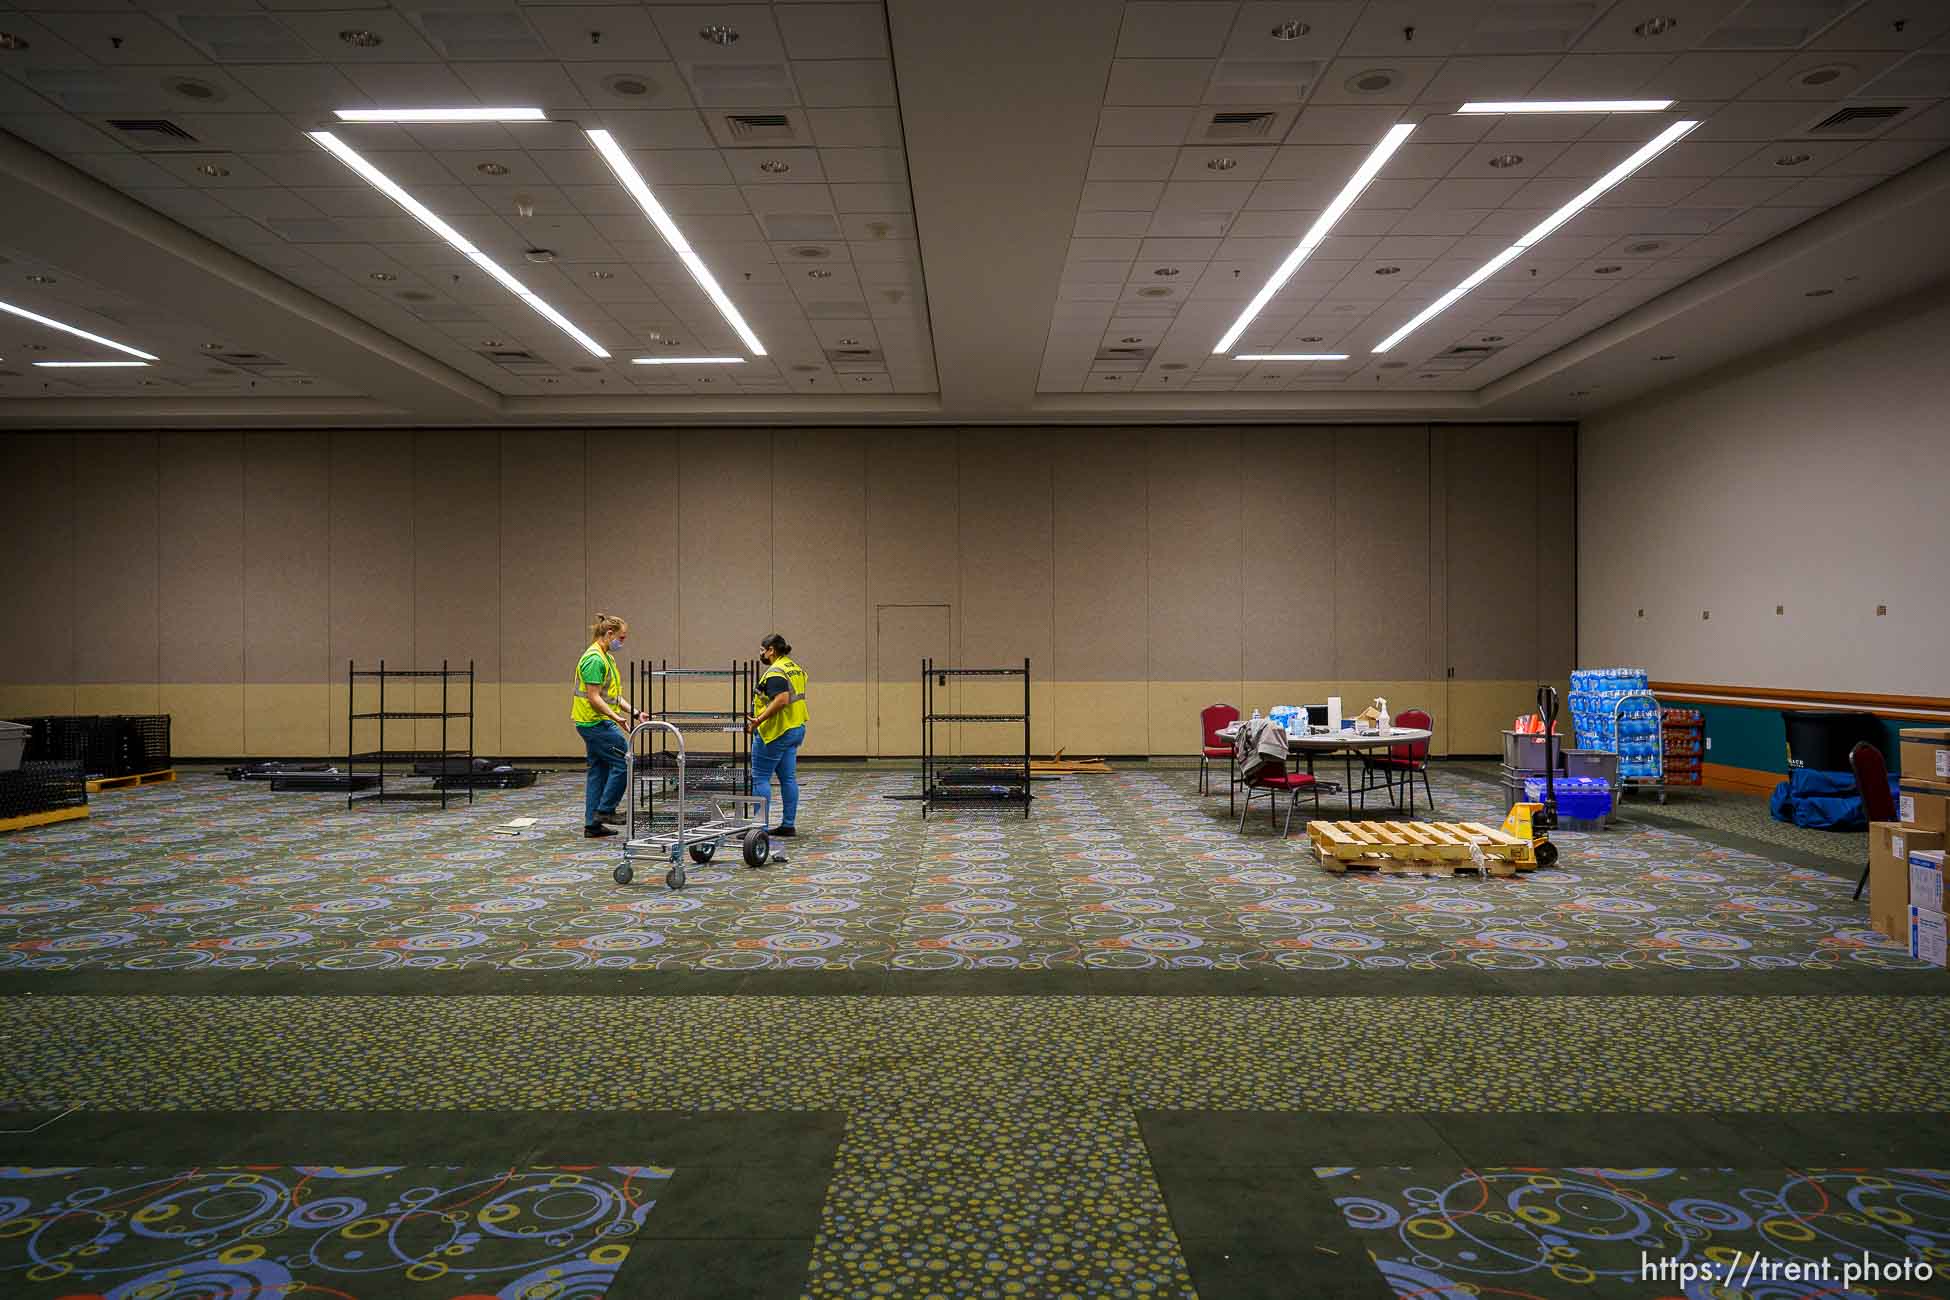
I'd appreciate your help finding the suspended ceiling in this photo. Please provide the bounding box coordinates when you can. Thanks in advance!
[1,0,1948,427]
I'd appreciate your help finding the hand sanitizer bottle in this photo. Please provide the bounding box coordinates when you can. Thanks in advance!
[1376,698,1391,732]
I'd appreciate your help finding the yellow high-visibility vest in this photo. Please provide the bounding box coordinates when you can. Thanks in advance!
[572,642,621,726]
[753,655,808,743]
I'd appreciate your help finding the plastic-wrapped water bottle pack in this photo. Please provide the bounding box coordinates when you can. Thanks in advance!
[1568,667,1661,779]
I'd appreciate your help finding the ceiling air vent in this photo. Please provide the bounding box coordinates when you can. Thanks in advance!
[1203,111,1279,141]
[1437,344,1500,358]
[1804,104,1913,136]
[724,113,796,143]
[478,348,558,374]
[1095,344,1155,362]
[107,119,200,145]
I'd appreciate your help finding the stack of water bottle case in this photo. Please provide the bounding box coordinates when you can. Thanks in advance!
[1569,668,1663,786]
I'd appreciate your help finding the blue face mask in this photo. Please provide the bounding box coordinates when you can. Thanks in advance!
[609,639,624,652]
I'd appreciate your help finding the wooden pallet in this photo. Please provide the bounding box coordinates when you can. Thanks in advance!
[0,805,90,833]
[86,768,176,793]
[1308,819,1537,876]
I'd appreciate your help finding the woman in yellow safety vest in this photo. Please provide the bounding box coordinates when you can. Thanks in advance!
[748,632,809,836]
[573,613,645,838]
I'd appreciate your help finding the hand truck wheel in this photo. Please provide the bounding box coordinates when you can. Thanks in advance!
[742,828,770,868]
[665,865,686,890]
[1534,838,1558,870]
[612,862,634,886]
[688,840,717,865]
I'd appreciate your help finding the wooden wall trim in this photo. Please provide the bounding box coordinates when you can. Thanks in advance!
[1700,762,1783,795]
[1651,681,1950,722]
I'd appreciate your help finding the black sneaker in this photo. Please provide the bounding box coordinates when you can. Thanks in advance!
[583,823,618,838]
[770,825,796,837]
[596,812,625,826]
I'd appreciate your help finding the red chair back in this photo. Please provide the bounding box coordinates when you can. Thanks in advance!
[1390,709,1432,762]
[1851,740,1897,824]
[1201,703,1240,748]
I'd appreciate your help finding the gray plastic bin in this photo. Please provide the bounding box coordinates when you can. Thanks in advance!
[0,719,28,772]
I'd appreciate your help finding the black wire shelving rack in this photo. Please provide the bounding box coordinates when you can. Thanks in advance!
[921,657,1031,820]
[628,659,755,824]
[346,659,474,809]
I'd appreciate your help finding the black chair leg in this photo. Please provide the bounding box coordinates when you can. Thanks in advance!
[1420,766,1434,812]
[1854,860,1870,901]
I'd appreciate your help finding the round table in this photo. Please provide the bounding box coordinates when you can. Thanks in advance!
[1218,725,1434,818]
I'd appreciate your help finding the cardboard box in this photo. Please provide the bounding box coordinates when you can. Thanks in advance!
[1900,785,1950,833]
[1913,848,1947,915]
[1870,824,1946,943]
[1901,727,1950,790]
[1911,904,1948,967]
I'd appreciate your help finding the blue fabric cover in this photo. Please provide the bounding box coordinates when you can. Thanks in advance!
[1768,766,1897,831]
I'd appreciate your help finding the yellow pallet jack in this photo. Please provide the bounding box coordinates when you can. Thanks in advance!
[1499,685,1561,869]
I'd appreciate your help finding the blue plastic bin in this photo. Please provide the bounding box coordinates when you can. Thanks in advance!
[1525,775,1613,822]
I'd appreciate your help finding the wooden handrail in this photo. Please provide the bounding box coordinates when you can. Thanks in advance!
[1650,681,1950,721]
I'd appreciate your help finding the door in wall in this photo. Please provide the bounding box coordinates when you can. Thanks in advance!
[874,604,952,757]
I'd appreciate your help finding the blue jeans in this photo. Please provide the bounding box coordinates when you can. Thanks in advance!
[579,722,629,827]
[751,725,804,828]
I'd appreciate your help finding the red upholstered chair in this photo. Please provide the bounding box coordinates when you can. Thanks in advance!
[1851,740,1898,902]
[1237,760,1321,838]
[1360,708,1434,814]
[1199,704,1240,804]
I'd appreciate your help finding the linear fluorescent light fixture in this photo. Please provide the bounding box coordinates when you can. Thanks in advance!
[33,360,150,368]
[1373,119,1698,354]
[1235,353,1349,361]
[586,129,767,357]
[0,300,158,361]
[1213,122,1416,355]
[306,131,609,358]
[1457,99,1673,114]
[335,107,548,123]
[630,356,746,365]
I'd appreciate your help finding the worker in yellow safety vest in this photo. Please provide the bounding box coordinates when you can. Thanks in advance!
[747,633,809,836]
[573,613,646,838]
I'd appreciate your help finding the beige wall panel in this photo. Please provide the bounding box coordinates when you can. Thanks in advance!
[1445,426,1539,682]
[776,429,869,689]
[958,430,1054,673]
[246,685,330,757]
[501,431,588,683]
[805,681,867,756]
[157,434,243,686]
[244,434,331,685]
[404,676,494,757]
[1241,427,1337,681]
[679,430,772,664]
[1148,680,1241,755]
[867,433,956,609]
[1536,429,1577,678]
[872,602,951,756]
[498,683,571,757]
[74,433,160,684]
[0,685,77,716]
[329,432,415,673]
[1053,432,1146,682]
[1147,430,1243,683]
[1050,681,1148,755]
[1448,679,1569,757]
[1333,427,1432,682]
[74,684,161,715]
[588,430,680,657]
[0,434,75,682]
[414,432,500,681]
[160,683,244,756]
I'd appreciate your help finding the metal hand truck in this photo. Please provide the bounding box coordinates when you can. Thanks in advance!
[614,719,772,891]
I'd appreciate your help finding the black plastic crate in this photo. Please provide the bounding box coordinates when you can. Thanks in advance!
[122,714,171,774]
[0,759,87,820]
[432,769,537,789]
[6,717,81,763]
[19,715,173,778]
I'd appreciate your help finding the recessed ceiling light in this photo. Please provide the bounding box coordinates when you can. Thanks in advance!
[200,342,221,350]
[32,360,150,368]
[585,129,766,357]
[0,300,158,361]
[1374,119,1698,354]
[0,32,29,51]
[1236,353,1348,361]
[1159,362,1188,370]
[1214,122,1416,355]
[1570,388,1591,397]
[339,29,383,48]
[856,375,874,382]
[168,78,222,103]
[1457,99,1674,114]
[758,159,791,174]
[1137,286,1174,298]
[309,130,609,358]
[1481,335,1504,342]
[699,24,739,45]
[1373,265,1401,275]
[1205,156,1239,172]
[1774,152,1812,167]
[837,337,860,345]
[1625,240,1665,254]
[523,248,556,264]
[25,274,54,285]
[1653,353,1676,361]
[476,162,510,177]
[1487,153,1524,168]
[1804,288,1834,297]
[338,108,546,124]
[1632,16,1678,37]
[605,75,651,97]
[1347,69,1396,94]
[1594,264,1622,274]
[480,338,502,348]
[1795,65,1849,88]
[631,356,745,365]
[1270,20,1309,39]
[590,270,614,280]
[1120,336,1143,343]
[1154,267,1180,277]
[23,344,45,351]
[807,269,833,279]
[369,271,397,281]
[1300,335,1324,342]
[195,163,230,178]
[791,246,830,259]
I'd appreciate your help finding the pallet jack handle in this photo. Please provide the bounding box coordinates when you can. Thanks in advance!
[1535,684,1559,833]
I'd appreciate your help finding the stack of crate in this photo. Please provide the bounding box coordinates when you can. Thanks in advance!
[1662,708,1703,787]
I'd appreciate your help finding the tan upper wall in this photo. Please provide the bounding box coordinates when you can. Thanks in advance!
[0,424,1574,756]
[1580,289,1950,698]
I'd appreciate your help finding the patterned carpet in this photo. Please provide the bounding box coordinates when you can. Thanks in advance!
[0,765,1917,973]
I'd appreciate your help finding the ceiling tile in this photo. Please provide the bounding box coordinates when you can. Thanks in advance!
[1419,54,1559,103]
[792,59,896,107]
[1308,58,1445,105]
[1117,3,1235,59]
[804,106,901,147]
[1106,59,1216,106]
[777,4,888,59]
[1089,146,1180,181]
[1097,105,1201,146]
